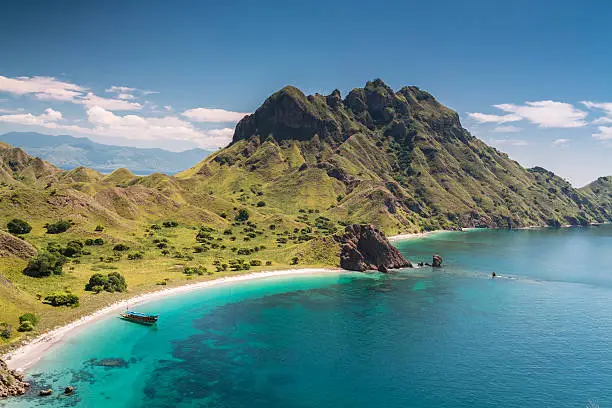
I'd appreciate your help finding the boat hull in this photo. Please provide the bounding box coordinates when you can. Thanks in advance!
[120,312,159,325]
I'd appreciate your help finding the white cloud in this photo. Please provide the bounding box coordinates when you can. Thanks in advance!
[494,101,587,128]
[593,126,612,141]
[489,138,529,147]
[467,112,521,124]
[105,86,136,94]
[0,75,86,101]
[552,138,570,146]
[164,105,173,111]
[492,125,522,133]
[117,93,135,100]
[182,107,249,123]
[0,108,63,126]
[582,101,612,126]
[470,100,588,128]
[79,92,142,111]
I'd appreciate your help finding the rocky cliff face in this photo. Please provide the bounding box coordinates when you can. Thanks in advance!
[0,359,29,398]
[339,224,411,272]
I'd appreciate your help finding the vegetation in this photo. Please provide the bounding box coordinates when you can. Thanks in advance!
[7,218,31,235]
[23,251,66,277]
[45,220,72,234]
[43,292,79,307]
[85,272,127,293]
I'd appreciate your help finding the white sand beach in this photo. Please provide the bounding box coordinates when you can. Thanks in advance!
[3,268,340,372]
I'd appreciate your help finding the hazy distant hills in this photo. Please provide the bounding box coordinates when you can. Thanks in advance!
[0,132,213,174]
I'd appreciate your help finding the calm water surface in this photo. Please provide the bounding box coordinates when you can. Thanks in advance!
[4,226,612,407]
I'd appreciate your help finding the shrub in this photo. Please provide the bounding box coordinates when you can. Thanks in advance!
[249,259,262,266]
[0,322,12,339]
[265,261,272,266]
[85,238,105,246]
[61,240,84,257]
[85,272,127,293]
[235,209,249,222]
[7,219,31,235]
[184,265,207,276]
[256,201,266,207]
[45,220,72,234]
[17,321,34,332]
[24,251,66,277]
[150,224,162,230]
[163,220,179,228]
[19,313,39,326]
[113,244,130,251]
[44,292,79,307]
[94,225,105,232]
[127,252,144,260]
[291,257,299,265]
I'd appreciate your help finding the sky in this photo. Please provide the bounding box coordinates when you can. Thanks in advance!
[0,0,611,186]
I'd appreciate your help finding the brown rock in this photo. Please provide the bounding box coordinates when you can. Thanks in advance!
[432,254,443,268]
[0,358,30,398]
[64,386,74,395]
[39,389,53,397]
[339,224,411,272]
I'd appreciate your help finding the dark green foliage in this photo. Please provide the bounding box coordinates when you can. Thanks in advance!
[60,240,84,257]
[19,313,39,326]
[0,322,12,339]
[113,243,130,251]
[7,218,31,235]
[256,201,266,207]
[291,257,299,265]
[235,209,249,222]
[85,238,105,246]
[94,225,105,232]
[23,251,66,277]
[17,321,34,332]
[85,272,127,293]
[150,224,162,230]
[43,292,79,307]
[45,220,72,234]
[163,220,179,228]
[127,252,144,260]
[249,259,262,266]
[183,265,208,276]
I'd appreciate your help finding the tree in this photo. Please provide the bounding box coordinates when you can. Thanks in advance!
[45,220,72,234]
[23,251,66,277]
[44,292,79,307]
[85,272,127,293]
[107,272,127,292]
[17,321,34,332]
[7,219,31,235]
[235,209,249,222]
[19,313,39,326]
[60,240,83,257]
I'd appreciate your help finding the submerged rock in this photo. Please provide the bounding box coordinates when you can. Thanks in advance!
[0,358,30,398]
[432,254,443,268]
[339,224,411,272]
[64,385,74,395]
[39,389,52,397]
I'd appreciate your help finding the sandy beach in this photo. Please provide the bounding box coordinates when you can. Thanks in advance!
[387,230,445,242]
[3,267,340,372]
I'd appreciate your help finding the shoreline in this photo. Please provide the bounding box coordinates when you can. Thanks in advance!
[388,229,448,242]
[2,267,340,373]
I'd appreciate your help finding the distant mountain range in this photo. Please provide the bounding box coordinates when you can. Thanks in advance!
[0,132,212,174]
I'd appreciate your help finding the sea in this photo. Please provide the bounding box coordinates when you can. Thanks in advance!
[3,225,612,407]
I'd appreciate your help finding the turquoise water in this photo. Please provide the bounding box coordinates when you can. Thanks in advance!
[4,226,612,407]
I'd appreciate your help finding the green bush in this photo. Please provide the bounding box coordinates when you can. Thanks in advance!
[7,218,31,235]
[60,240,84,257]
[184,265,207,276]
[113,243,130,251]
[85,238,105,246]
[45,220,72,234]
[17,321,35,332]
[0,322,12,339]
[235,209,249,222]
[85,272,127,293]
[162,220,178,228]
[23,251,66,277]
[19,313,39,326]
[256,201,266,207]
[94,225,105,232]
[249,259,262,266]
[127,252,144,260]
[44,292,79,307]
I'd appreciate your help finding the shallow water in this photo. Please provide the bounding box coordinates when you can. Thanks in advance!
[4,226,612,407]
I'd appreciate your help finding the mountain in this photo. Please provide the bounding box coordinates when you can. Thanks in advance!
[178,79,612,232]
[0,132,213,174]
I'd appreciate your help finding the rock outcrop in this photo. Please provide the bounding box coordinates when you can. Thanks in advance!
[0,359,30,398]
[339,224,411,272]
[432,254,443,268]
[0,230,37,260]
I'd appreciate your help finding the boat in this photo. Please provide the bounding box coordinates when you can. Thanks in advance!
[119,310,159,325]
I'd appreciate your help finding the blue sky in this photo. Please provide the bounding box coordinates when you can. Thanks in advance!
[0,0,611,185]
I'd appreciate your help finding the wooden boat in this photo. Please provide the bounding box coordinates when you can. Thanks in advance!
[120,310,159,325]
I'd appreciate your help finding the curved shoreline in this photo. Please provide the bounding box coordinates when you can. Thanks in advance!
[2,267,340,373]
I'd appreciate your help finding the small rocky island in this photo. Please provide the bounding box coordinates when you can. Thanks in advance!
[339,224,411,272]
[0,358,29,398]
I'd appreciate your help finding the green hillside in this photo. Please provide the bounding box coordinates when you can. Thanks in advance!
[1,79,611,350]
